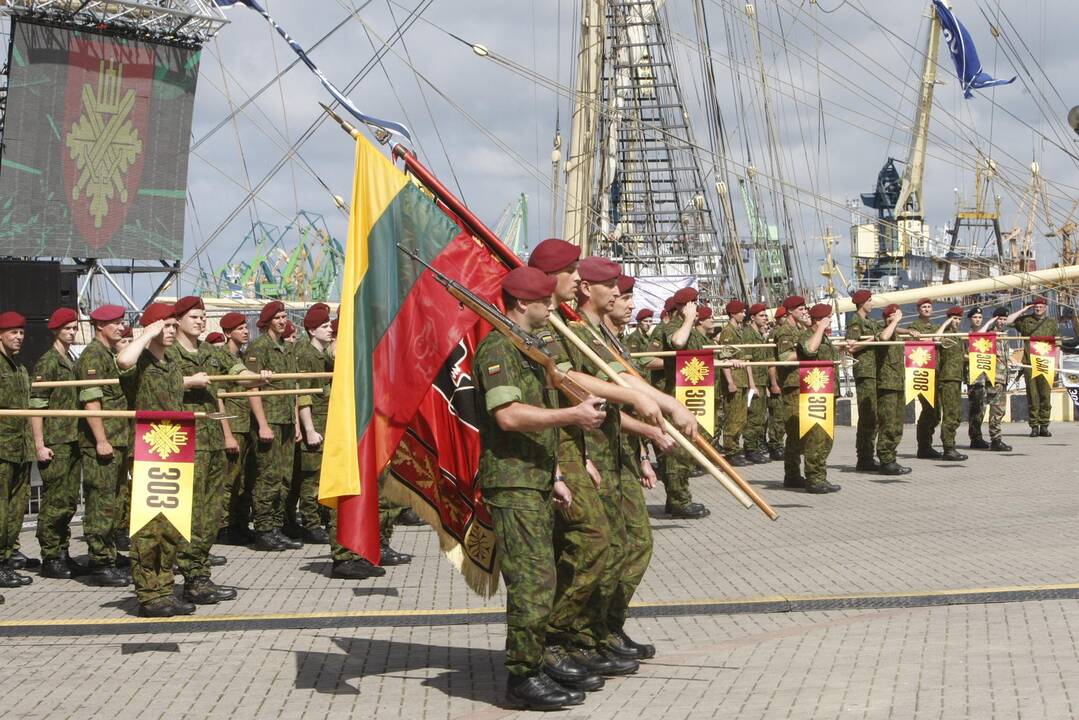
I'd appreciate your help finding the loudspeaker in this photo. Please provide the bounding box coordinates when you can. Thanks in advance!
[0,261,78,368]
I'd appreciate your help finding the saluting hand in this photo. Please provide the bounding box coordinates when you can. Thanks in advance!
[572,396,607,430]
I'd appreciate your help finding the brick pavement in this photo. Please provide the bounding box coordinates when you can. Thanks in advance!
[1,423,1078,718]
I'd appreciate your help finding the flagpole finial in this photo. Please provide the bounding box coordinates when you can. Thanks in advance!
[319,102,361,140]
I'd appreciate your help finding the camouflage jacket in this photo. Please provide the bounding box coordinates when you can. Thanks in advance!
[938,334,965,382]
[908,317,938,335]
[217,346,252,434]
[1014,315,1059,361]
[244,333,297,425]
[0,349,33,463]
[717,323,752,388]
[75,338,131,448]
[565,315,628,474]
[648,314,708,394]
[845,314,882,380]
[744,325,770,386]
[798,332,838,362]
[30,346,79,446]
[120,349,184,413]
[875,328,904,391]
[474,330,558,492]
[167,341,229,451]
[292,341,333,434]
[772,322,806,389]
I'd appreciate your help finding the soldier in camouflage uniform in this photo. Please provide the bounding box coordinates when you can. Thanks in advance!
[773,296,809,487]
[75,304,133,588]
[980,308,1013,450]
[476,265,605,710]
[936,307,969,461]
[766,306,788,460]
[116,303,203,617]
[799,304,841,493]
[168,296,237,604]
[742,303,771,464]
[642,286,712,518]
[624,309,654,357]
[217,312,256,544]
[965,308,990,449]
[245,300,303,552]
[30,308,84,579]
[717,300,755,466]
[0,311,35,591]
[908,299,945,458]
[846,290,883,470]
[876,304,912,475]
[291,304,334,545]
[1009,297,1059,437]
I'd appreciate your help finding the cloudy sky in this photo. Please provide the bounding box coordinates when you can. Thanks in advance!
[176,0,1078,299]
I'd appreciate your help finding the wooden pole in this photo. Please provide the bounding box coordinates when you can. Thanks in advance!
[31,371,333,389]
[218,388,324,399]
[0,409,225,419]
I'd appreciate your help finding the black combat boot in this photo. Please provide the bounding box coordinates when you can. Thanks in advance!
[1029,427,1040,437]
[666,502,710,519]
[969,438,990,450]
[380,543,412,566]
[568,646,639,676]
[301,526,330,544]
[607,628,656,660]
[783,476,807,488]
[39,557,72,580]
[806,482,841,494]
[271,529,303,549]
[941,448,967,461]
[916,446,943,459]
[252,531,285,552]
[746,451,770,464]
[543,646,603,690]
[394,508,426,526]
[1039,426,1052,437]
[10,550,39,570]
[331,558,386,579]
[855,459,880,471]
[139,596,196,618]
[878,462,912,476]
[990,438,1012,452]
[209,554,228,566]
[725,453,750,467]
[183,578,238,604]
[769,447,785,461]
[87,565,129,587]
[505,672,573,711]
[0,566,31,588]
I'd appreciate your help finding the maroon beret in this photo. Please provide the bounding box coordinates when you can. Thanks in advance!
[916,297,932,307]
[748,303,767,316]
[205,332,226,344]
[219,312,246,333]
[577,256,621,283]
[89,304,125,323]
[174,295,204,317]
[725,300,746,316]
[616,275,635,295]
[0,311,26,330]
[946,306,963,317]
[663,297,675,313]
[527,238,580,273]
[696,306,713,321]
[121,325,134,339]
[502,266,557,301]
[281,321,296,339]
[781,295,806,311]
[635,308,653,322]
[331,319,339,337]
[852,289,872,306]
[809,303,833,320]
[774,306,787,319]
[258,300,286,328]
[1033,296,1048,305]
[303,303,331,331]
[47,307,78,330]
[882,303,899,317]
[672,287,699,306]
[140,302,175,327]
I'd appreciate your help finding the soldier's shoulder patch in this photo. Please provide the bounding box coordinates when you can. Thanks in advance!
[248,356,257,363]
[35,375,43,381]
[87,368,97,376]
[486,364,502,376]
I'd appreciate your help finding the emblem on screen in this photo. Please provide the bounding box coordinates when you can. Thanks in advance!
[66,60,143,230]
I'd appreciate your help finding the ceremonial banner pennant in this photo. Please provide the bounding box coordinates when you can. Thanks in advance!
[798,361,835,438]
[968,333,997,384]
[674,351,715,435]
[904,342,937,406]
[1029,337,1058,386]
[130,411,195,540]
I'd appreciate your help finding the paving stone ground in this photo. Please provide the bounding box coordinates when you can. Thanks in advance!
[2,423,1078,719]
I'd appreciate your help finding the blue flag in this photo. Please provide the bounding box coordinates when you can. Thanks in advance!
[214,0,412,141]
[932,1,1015,99]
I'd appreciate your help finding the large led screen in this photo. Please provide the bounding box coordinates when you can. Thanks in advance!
[0,20,200,260]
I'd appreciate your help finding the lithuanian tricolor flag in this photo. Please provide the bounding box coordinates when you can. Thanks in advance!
[319,135,505,564]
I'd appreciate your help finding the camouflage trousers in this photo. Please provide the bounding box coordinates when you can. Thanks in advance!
[0,460,30,562]
[601,465,652,637]
[131,514,184,605]
[876,390,905,464]
[81,445,129,567]
[803,425,834,487]
[767,392,786,452]
[1024,371,1053,428]
[486,486,557,677]
[547,460,611,650]
[986,381,1007,440]
[658,441,697,510]
[968,383,988,442]
[721,387,748,455]
[938,381,962,450]
[224,433,254,531]
[916,395,941,450]
[35,442,81,560]
[744,391,767,454]
[853,377,878,464]
[781,389,803,481]
[176,448,227,582]
[251,424,295,532]
[289,445,328,531]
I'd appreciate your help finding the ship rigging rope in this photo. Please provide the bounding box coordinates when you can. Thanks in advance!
[177,0,435,278]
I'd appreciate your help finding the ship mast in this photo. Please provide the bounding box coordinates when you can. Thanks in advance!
[894,2,941,224]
